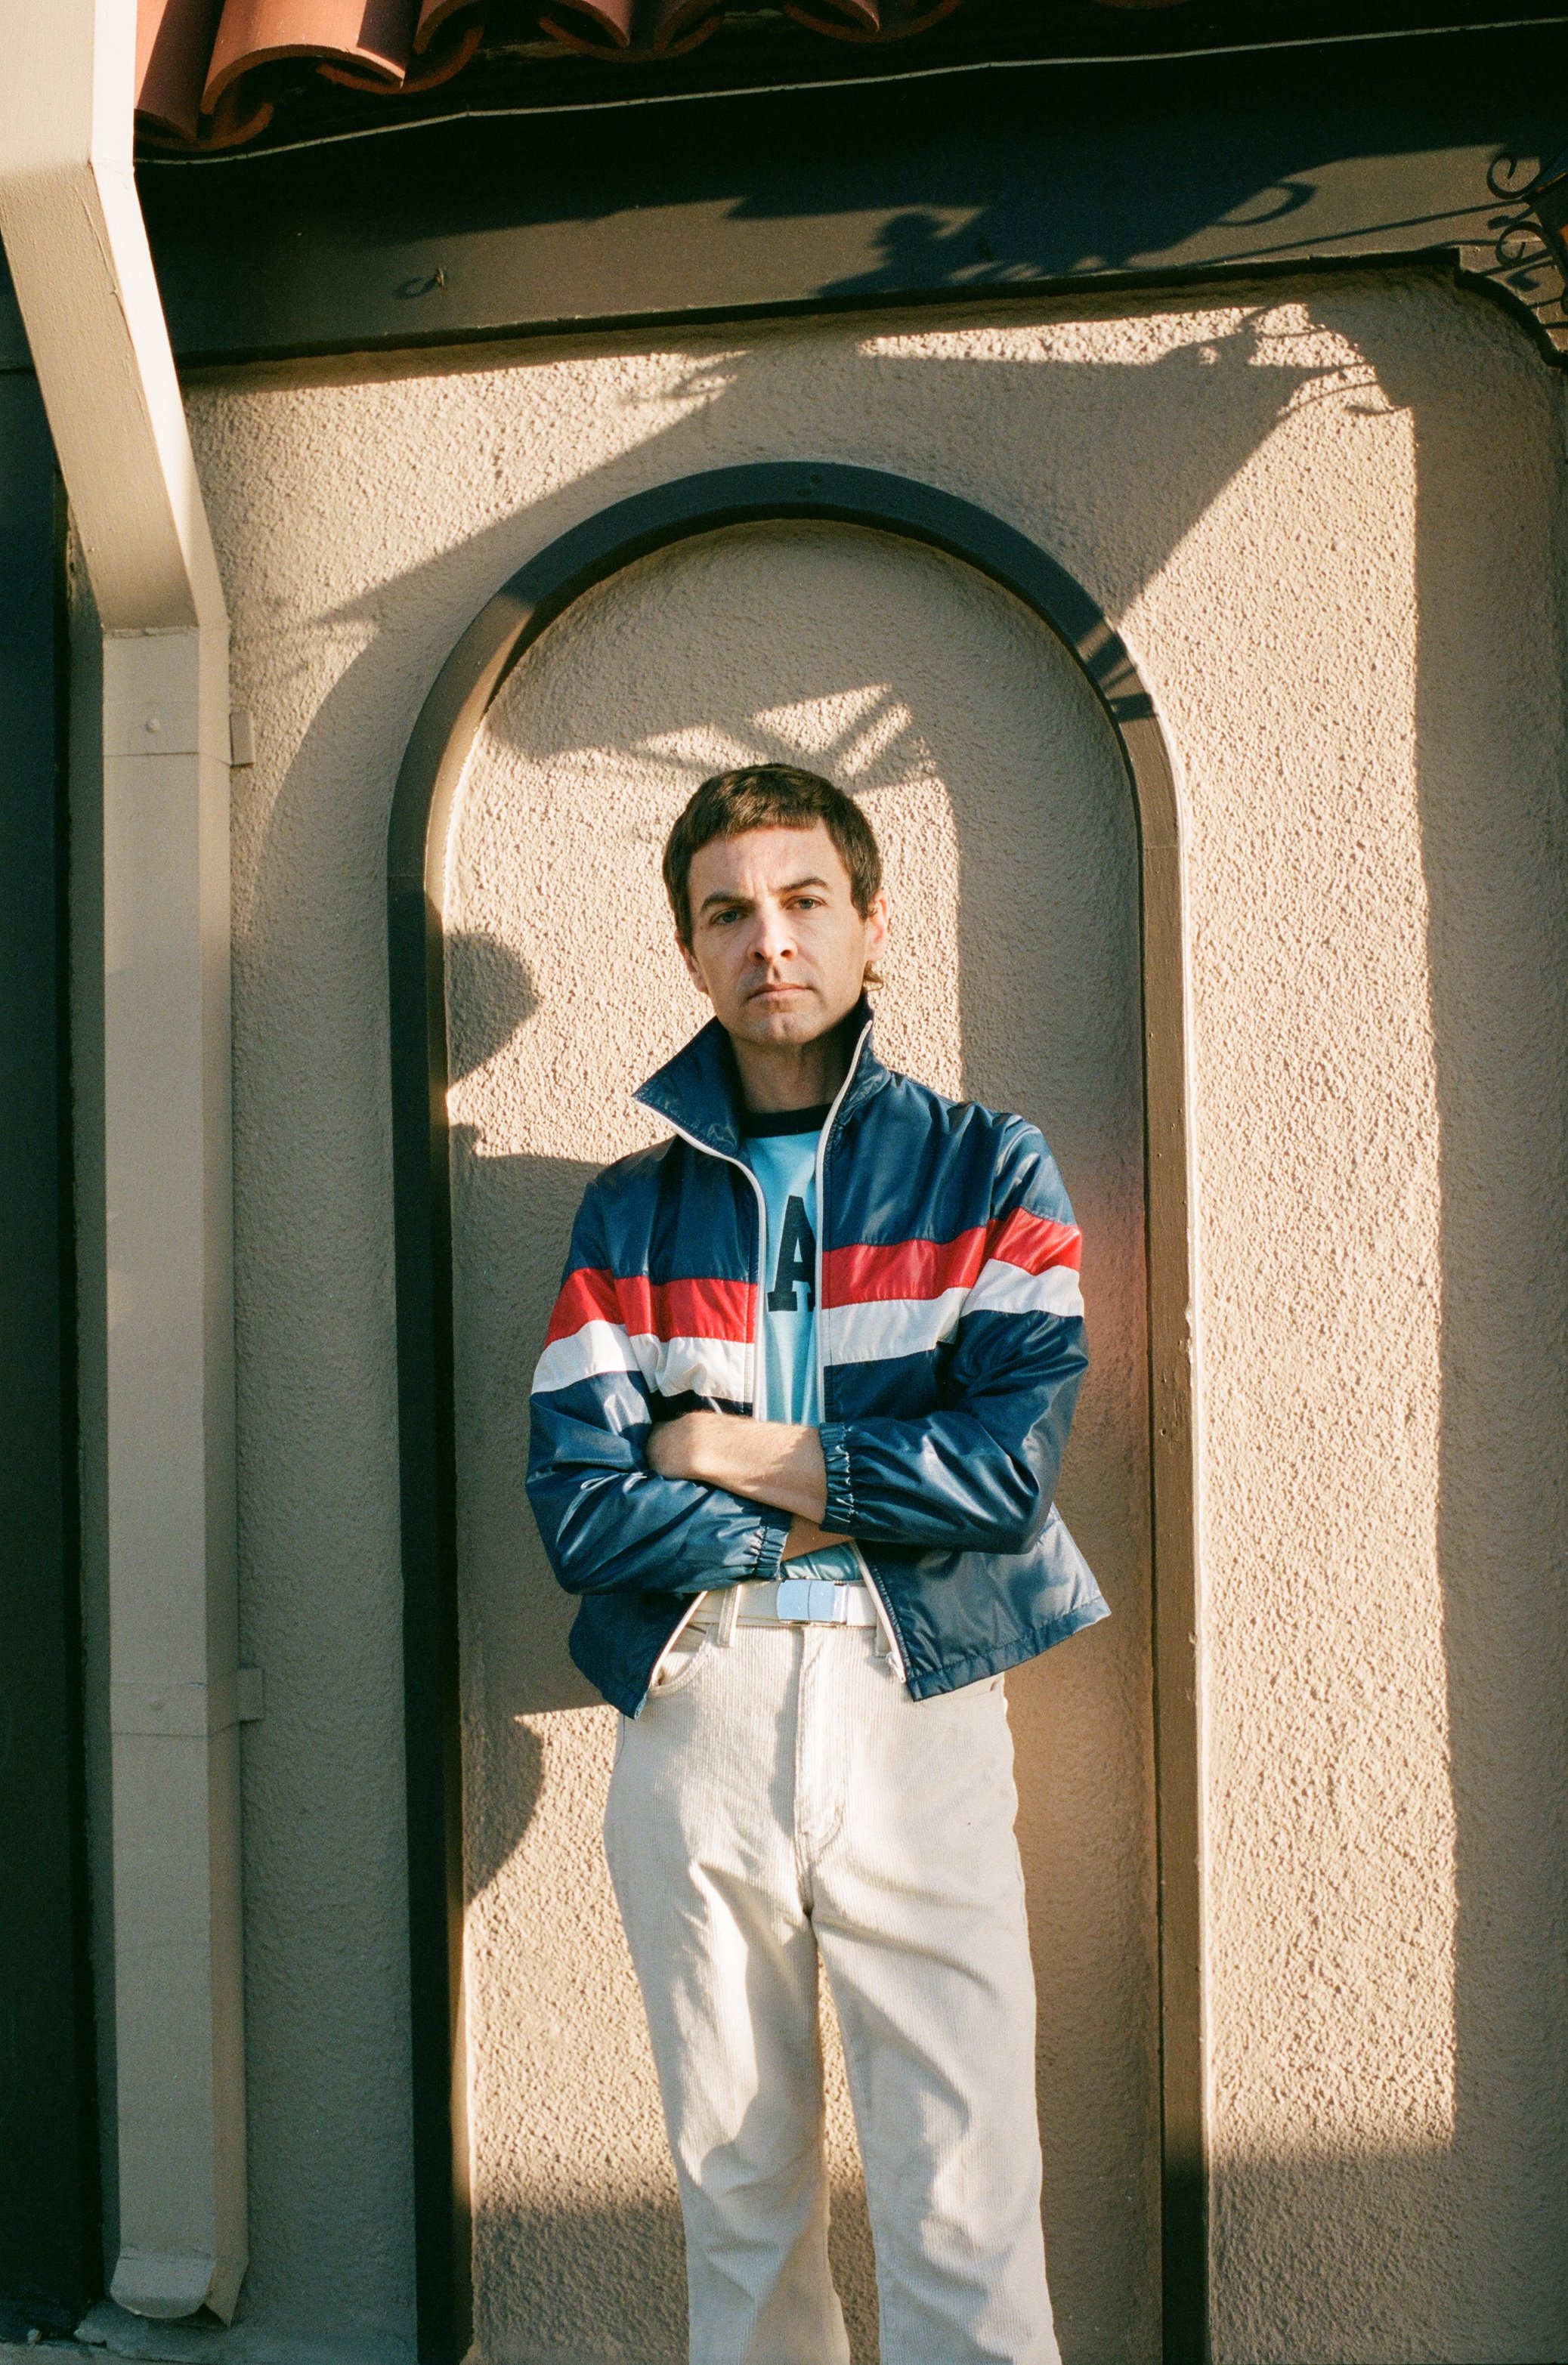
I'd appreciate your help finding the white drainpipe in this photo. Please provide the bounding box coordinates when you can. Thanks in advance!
[0,0,246,2324]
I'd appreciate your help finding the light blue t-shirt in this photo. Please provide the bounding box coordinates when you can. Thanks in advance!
[742,1106,862,1587]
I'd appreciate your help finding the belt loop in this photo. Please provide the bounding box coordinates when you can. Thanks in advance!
[717,1585,742,1647]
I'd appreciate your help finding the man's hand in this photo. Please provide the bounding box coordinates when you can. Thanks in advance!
[646,1410,837,1531]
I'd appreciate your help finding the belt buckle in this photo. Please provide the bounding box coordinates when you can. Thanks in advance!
[775,1577,845,1625]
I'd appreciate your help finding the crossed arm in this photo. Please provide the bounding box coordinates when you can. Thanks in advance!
[645,1411,850,1561]
[531,1127,1084,1600]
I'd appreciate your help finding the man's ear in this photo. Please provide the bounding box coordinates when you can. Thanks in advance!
[677,932,710,996]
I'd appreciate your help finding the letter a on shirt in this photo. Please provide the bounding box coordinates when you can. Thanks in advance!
[768,1195,816,1313]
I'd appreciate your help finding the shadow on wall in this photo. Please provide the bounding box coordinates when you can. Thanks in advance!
[447,932,540,1082]
[1405,314,1568,2359]
[444,932,553,1891]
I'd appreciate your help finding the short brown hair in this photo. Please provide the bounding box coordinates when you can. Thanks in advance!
[663,765,883,947]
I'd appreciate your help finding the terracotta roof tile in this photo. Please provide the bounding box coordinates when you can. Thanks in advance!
[137,0,489,144]
[135,0,1196,150]
[136,0,223,144]
[203,0,417,107]
[538,0,723,57]
[785,1,965,36]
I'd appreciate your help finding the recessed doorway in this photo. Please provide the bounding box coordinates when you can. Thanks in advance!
[440,516,1161,2363]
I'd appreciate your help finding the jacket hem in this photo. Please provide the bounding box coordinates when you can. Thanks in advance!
[571,1510,793,1716]
[753,1509,792,1580]
[901,1597,1112,1701]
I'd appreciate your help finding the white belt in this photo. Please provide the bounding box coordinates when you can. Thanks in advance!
[738,1578,881,1628]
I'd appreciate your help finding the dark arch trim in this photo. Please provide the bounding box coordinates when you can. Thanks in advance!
[386,462,1205,2365]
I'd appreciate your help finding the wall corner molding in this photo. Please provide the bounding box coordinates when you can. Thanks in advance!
[0,0,245,2326]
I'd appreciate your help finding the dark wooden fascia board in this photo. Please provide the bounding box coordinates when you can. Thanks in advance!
[3,26,1565,376]
[89,22,1568,375]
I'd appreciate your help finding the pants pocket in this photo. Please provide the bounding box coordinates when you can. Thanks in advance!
[650,1622,713,1697]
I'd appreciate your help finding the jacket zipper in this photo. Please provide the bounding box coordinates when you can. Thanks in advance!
[642,1118,769,1699]
[645,1043,909,1693]
[814,1026,909,1682]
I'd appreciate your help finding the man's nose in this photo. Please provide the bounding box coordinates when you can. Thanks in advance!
[750,904,796,961]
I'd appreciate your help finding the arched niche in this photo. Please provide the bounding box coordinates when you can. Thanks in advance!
[385,463,1202,2365]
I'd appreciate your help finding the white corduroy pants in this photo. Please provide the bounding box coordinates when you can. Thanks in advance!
[603,1606,1060,2365]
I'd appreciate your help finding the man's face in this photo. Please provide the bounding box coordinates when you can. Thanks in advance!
[679,822,889,1050]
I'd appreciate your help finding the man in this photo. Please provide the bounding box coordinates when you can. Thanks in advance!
[527,765,1107,2365]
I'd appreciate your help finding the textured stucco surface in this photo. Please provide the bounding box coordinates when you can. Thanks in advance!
[184,271,1568,2364]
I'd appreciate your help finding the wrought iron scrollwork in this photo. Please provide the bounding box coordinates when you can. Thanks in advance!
[1457,147,1568,359]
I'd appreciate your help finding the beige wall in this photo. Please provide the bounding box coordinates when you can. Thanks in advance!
[186,269,1568,2364]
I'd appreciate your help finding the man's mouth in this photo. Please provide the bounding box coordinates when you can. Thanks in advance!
[748,981,809,1001]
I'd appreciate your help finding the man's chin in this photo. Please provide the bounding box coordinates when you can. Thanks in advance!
[729,998,830,1046]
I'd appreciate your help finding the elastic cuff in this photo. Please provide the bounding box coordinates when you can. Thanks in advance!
[753,1510,792,1581]
[818,1422,856,1532]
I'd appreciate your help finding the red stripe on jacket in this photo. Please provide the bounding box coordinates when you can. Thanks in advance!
[988,1208,1081,1275]
[545,1266,752,1346]
[821,1212,1080,1309]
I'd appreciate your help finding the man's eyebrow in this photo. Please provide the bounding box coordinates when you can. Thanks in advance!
[697,875,831,913]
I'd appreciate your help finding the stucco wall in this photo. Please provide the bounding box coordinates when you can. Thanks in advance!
[185,269,1568,2364]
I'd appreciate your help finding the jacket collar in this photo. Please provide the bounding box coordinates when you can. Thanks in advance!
[634,995,890,1159]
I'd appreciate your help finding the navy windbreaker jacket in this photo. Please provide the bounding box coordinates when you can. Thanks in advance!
[526,1000,1109,1714]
